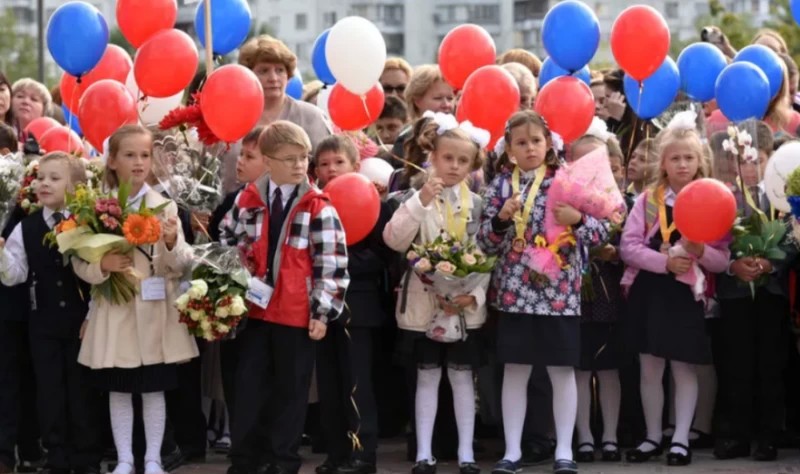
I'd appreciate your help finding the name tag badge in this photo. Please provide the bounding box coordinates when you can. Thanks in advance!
[141,277,167,301]
[246,277,274,309]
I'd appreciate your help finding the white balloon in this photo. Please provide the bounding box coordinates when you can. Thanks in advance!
[125,70,185,126]
[764,141,800,212]
[359,157,394,187]
[325,16,387,95]
[316,85,333,118]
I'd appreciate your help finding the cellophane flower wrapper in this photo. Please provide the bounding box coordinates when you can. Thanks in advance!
[412,268,491,321]
[521,246,561,283]
[0,153,25,231]
[176,243,251,341]
[152,133,224,215]
[544,147,625,243]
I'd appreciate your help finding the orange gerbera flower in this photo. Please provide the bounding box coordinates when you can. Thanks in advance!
[56,218,78,233]
[123,214,161,245]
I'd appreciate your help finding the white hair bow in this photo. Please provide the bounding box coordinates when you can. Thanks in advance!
[459,120,491,149]
[551,132,564,153]
[585,117,614,142]
[666,110,698,132]
[423,110,458,135]
[493,136,506,156]
[422,110,491,149]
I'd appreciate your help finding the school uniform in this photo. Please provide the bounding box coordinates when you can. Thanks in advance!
[219,176,349,474]
[1,207,102,472]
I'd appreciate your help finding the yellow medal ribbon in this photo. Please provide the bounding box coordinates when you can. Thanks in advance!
[657,185,677,244]
[534,232,577,269]
[512,165,547,244]
[443,181,472,242]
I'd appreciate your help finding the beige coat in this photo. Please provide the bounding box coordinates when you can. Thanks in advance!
[75,189,199,369]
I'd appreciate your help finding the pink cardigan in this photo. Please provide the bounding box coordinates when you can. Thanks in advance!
[620,192,730,292]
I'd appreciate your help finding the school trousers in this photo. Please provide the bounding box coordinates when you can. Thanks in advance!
[229,319,315,474]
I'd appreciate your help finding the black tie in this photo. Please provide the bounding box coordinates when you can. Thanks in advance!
[52,212,64,227]
[270,188,283,230]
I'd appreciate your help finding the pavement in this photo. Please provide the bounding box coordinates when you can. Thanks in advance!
[174,440,800,474]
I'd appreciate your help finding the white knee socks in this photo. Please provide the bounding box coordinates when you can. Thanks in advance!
[638,354,666,452]
[415,368,442,462]
[670,362,698,455]
[110,392,134,474]
[447,368,476,464]
[142,391,166,472]
[501,364,532,462]
[547,366,577,462]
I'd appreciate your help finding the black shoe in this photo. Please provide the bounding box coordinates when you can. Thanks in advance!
[39,468,70,474]
[264,465,293,474]
[316,460,341,474]
[666,442,692,466]
[753,441,777,461]
[73,465,102,474]
[17,458,46,473]
[575,443,594,463]
[182,449,207,464]
[336,460,376,474]
[227,464,252,474]
[552,459,577,474]
[162,447,185,472]
[521,441,552,466]
[689,429,713,449]
[458,462,480,474]
[713,439,750,460]
[625,439,663,463]
[411,460,436,474]
[600,442,621,462]
[490,459,521,474]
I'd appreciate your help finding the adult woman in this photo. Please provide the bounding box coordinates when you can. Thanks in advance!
[752,29,788,54]
[0,72,12,125]
[380,58,413,100]
[11,78,51,140]
[497,49,542,79]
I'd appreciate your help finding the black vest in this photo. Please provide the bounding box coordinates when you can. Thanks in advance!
[21,211,90,337]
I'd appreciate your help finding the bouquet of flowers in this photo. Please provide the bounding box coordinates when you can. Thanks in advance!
[543,146,626,243]
[18,157,103,215]
[176,243,250,341]
[47,182,169,304]
[407,232,495,342]
[0,153,25,231]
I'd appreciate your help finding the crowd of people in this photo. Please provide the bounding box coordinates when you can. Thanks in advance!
[1,22,800,474]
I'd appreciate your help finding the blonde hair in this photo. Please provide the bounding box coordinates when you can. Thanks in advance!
[11,78,52,116]
[501,62,537,96]
[765,59,792,131]
[632,137,659,185]
[259,120,311,157]
[302,80,324,103]
[404,116,485,179]
[238,35,297,74]
[653,127,711,190]
[105,125,153,189]
[384,57,413,80]
[753,29,788,54]
[497,49,542,77]
[404,65,447,120]
[39,151,87,187]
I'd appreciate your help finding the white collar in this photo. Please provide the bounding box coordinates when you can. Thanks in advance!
[269,180,296,197]
[664,187,678,206]
[127,183,151,208]
[43,206,69,222]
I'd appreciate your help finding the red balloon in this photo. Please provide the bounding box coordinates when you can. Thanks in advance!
[328,83,385,131]
[439,24,497,91]
[60,45,133,110]
[134,29,198,98]
[324,173,380,245]
[674,178,736,243]
[200,65,264,143]
[78,79,139,152]
[610,5,670,81]
[534,76,594,143]
[117,0,177,48]
[24,117,60,142]
[458,66,519,140]
[39,127,84,156]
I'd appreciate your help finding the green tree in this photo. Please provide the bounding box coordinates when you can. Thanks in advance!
[0,8,44,82]
[765,0,800,66]
[692,0,756,51]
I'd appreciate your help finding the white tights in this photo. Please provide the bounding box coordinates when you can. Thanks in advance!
[109,392,166,474]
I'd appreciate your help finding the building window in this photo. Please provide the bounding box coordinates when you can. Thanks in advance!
[351,4,369,17]
[385,33,404,56]
[513,0,548,21]
[665,2,679,19]
[468,4,499,24]
[268,16,280,35]
[378,5,404,25]
[12,6,34,23]
[295,13,307,30]
[323,11,337,27]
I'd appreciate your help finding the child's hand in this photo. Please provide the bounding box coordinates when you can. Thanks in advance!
[553,204,582,226]
[667,256,692,275]
[754,257,773,275]
[730,257,759,282]
[308,319,327,340]
[597,244,618,262]
[163,216,178,250]
[437,295,477,315]
[682,241,705,258]
[101,252,132,273]
[606,92,627,121]
[419,177,444,207]
[498,192,522,221]
[452,294,477,310]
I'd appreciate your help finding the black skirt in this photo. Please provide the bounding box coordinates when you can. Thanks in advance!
[91,363,179,393]
[578,322,622,371]
[496,312,580,367]
[395,328,485,371]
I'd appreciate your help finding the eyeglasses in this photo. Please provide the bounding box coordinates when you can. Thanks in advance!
[382,84,406,94]
[268,154,309,166]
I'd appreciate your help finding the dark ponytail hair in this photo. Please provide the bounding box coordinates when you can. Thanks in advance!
[495,110,559,173]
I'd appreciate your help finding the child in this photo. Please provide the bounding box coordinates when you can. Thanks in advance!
[314,135,394,474]
[0,152,102,474]
[626,138,658,196]
[383,113,488,474]
[714,123,795,461]
[0,122,17,154]
[478,111,610,474]
[73,125,199,474]
[567,133,625,464]
[375,96,408,151]
[220,121,349,474]
[619,116,729,467]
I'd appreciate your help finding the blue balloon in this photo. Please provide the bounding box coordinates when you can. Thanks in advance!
[196,0,251,56]
[734,45,784,98]
[46,2,108,76]
[286,76,303,100]
[677,43,727,102]
[312,30,336,85]
[793,0,800,24]
[61,105,82,137]
[539,58,590,88]
[542,0,600,72]
[624,57,680,120]
[715,62,770,122]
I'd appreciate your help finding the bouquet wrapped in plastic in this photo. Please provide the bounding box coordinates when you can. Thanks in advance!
[18,157,103,215]
[544,146,626,243]
[0,153,25,231]
[407,233,495,342]
[176,243,250,341]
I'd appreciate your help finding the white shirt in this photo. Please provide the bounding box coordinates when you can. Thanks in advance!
[1,207,70,287]
[665,187,677,206]
[127,183,151,209]
[268,180,296,209]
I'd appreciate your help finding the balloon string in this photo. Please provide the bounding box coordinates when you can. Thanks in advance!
[371,123,427,175]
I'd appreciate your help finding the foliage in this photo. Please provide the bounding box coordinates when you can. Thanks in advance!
[0,8,48,84]
[692,0,757,50]
[731,213,787,295]
[765,0,800,69]
[408,232,496,278]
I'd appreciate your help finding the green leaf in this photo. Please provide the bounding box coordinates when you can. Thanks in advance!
[118,181,131,210]
[765,248,787,260]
